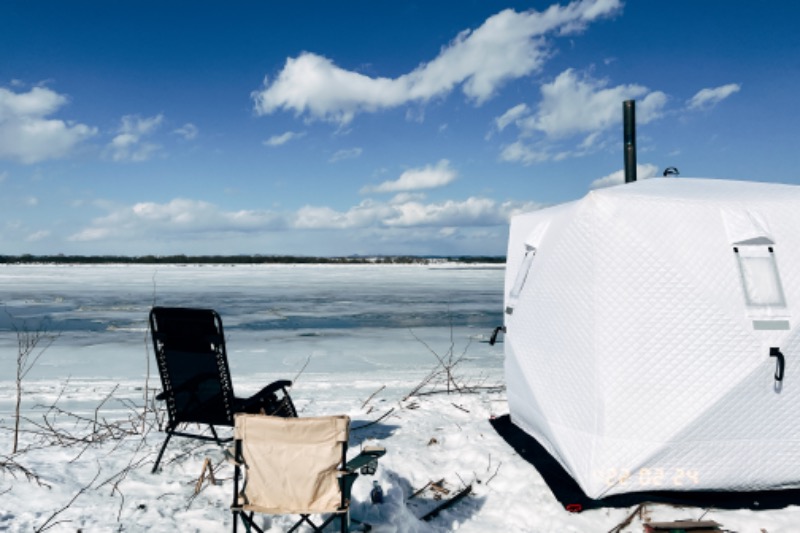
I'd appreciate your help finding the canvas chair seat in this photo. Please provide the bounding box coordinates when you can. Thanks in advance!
[231,414,385,533]
[149,307,297,473]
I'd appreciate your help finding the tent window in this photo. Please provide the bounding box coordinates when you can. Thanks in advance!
[509,245,536,300]
[734,246,786,308]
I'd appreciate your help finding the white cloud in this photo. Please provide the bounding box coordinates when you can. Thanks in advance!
[687,83,741,111]
[26,230,50,242]
[390,192,427,204]
[252,0,622,124]
[497,69,667,164]
[173,122,198,140]
[264,130,305,147]
[499,140,550,165]
[523,69,667,138]
[0,86,96,164]
[296,196,539,229]
[107,114,164,162]
[69,198,286,241]
[361,159,457,194]
[294,200,393,229]
[590,163,660,189]
[495,103,531,132]
[71,193,540,244]
[384,197,525,227]
[25,196,39,206]
[329,147,363,162]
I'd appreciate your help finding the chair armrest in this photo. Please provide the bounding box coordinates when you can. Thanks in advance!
[238,380,294,412]
[260,379,292,395]
[346,445,386,474]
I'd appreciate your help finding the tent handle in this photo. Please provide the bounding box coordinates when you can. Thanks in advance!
[770,347,785,382]
[489,326,505,346]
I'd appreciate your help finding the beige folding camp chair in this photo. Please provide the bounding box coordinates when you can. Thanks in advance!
[231,413,385,532]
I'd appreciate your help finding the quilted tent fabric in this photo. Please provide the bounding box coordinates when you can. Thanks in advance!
[503,178,800,499]
[234,414,349,514]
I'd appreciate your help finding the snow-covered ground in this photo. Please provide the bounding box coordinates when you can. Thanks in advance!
[1,264,798,532]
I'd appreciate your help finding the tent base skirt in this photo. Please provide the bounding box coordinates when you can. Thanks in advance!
[490,414,800,512]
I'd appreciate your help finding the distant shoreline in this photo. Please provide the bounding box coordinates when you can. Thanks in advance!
[0,254,505,265]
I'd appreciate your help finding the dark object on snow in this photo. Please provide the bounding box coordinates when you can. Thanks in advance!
[490,414,800,512]
[420,485,472,522]
[371,480,384,504]
[149,306,297,473]
[645,520,721,532]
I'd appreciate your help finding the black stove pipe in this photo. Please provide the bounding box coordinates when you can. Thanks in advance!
[623,100,637,183]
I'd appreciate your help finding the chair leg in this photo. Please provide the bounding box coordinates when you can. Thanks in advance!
[288,515,326,533]
[315,512,348,533]
[238,511,262,533]
[209,424,222,445]
[151,430,174,473]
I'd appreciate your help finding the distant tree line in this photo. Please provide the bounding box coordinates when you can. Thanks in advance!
[0,254,505,265]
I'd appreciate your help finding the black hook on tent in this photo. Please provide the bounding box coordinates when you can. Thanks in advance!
[770,347,785,382]
[663,167,680,177]
[489,326,506,346]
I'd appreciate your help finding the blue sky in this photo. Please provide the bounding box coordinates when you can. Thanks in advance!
[1,0,798,256]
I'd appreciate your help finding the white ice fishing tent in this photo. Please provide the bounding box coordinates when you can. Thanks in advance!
[503,177,800,499]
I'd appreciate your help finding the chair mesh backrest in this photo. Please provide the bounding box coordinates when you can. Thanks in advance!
[235,414,350,515]
[150,307,235,427]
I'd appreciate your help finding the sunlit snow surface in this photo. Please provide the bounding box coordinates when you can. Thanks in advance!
[1,264,798,532]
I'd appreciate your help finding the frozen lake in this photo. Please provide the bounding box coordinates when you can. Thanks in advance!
[0,263,506,411]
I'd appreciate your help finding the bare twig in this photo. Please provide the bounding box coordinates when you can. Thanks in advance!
[292,354,313,384]
[194,458,217,495]
[9,311,58,454]
[0,454,51,488]
[485,461,502,486]
[352,408,395,431]
[35,469,100,532]
[361,385,386,410]
[607,503,646,533]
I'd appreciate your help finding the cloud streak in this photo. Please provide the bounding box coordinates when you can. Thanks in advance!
[329,147,363,162]
[264,130,305,147]
[252,0,622,124]
[361,159,457,194]
[107,114,164,162]
[173,123,198,140]
[687,83,741,110]
[70,192,539,242]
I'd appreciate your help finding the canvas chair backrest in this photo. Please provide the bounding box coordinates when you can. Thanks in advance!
[150,307,235,427]
[235,414,350,515]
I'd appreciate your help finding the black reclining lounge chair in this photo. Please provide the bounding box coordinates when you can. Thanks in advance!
[149,306,297,473]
